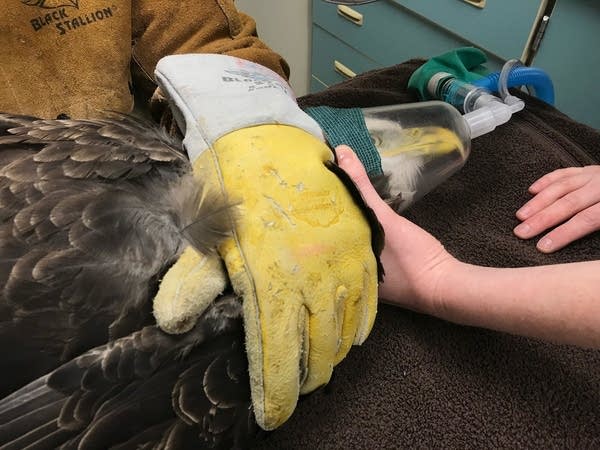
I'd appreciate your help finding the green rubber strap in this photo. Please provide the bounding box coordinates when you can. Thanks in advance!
[305,106,383,176]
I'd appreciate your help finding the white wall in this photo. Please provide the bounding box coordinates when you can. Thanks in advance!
[235,0,311,96]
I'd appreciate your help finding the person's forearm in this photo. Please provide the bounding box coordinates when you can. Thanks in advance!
[435,260,600,348]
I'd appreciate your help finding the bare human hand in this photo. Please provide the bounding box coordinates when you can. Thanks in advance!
[335,145,457,314]
[336,148,600,348]
[514,166,600,253]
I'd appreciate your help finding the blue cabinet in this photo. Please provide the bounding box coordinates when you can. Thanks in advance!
[310,0,539,90]
[311,25,381,88]
[388,0,542,60]
[311,0,599,129]
[313,0,483,68]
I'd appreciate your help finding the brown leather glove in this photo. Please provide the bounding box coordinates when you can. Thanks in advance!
[0,1,132,119]
[0,0,288,120]
[135,0,290,125]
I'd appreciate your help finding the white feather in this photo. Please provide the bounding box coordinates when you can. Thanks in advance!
[364,116,424,200]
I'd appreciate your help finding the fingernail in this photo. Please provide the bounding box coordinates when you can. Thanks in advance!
[529,178,542,189]
[516,206,531,218]
[335,146,352,162]
[537,237,553,252]
[513,223,531,237]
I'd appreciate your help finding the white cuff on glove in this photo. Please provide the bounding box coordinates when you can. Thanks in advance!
[154,54,324,162]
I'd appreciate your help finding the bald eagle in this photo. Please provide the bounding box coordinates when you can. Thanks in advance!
[0,111,384,449]
[0,113,259,449]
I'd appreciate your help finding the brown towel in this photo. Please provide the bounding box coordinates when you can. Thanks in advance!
[255,61,600,448]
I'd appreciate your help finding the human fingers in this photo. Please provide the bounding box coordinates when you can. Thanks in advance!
[535,202,600,253]
[527,167,583,194]
[514,185,600,240]
[516,171,591,222]
[335,144,448,250]
[335,145,397,223]
[515,166,600,238]
[335,145,453,309]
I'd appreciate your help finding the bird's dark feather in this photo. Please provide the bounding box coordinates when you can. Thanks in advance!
[0,112,255,449]
[0,297,256,450]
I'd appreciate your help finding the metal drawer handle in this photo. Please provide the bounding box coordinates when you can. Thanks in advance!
[460,0,486,8]
[337,5,364,26]
[334,60,356,78]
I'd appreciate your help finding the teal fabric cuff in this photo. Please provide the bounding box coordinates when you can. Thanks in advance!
[305,106,383,176]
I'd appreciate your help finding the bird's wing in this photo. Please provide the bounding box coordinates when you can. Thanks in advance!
[0,112,190,183]
[0,113,231,396]
[0,295,259,450]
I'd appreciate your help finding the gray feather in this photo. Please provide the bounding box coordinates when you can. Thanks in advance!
[0,112,255,449]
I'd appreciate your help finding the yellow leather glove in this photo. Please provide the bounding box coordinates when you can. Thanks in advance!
[153,54,380,430]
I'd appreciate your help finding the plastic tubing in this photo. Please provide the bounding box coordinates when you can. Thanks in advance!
[472,66,555,105]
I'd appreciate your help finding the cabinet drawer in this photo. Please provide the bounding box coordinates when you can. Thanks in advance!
[311,24,382,88]
[310,75,328,93]
[390,0,543,60]
[313,0,502,67]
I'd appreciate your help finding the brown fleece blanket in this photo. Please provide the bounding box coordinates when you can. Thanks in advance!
[255,60,600,448]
